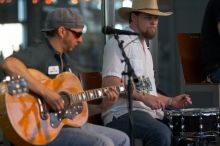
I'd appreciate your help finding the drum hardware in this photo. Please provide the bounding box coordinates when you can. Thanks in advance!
[173,132,218,146]
[181,115,185,137]
[199,115,203,133]
[217,114,220,133]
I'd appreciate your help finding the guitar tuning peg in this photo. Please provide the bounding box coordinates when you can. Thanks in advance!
[15,83,20,89]
[4,76,11,82]
[12,89,17,95]
[21,78,26,82]
[18,89,22,93]
[23,88,28,92]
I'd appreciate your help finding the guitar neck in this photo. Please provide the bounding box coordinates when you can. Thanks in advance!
[71,85,125,103]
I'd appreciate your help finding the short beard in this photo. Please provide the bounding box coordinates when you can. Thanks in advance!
[142,28,156,39]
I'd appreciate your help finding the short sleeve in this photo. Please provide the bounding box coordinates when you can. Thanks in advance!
[102,37,125,79]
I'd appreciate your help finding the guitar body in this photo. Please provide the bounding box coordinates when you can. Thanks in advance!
[0,69,88,146]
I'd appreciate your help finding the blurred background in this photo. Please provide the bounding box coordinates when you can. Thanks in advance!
[0,0,209,96]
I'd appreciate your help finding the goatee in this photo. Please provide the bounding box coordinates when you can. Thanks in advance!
[143,29,156,39]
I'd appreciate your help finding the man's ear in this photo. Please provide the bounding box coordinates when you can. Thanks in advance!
[57,26,66,38]
[130,13,137,22]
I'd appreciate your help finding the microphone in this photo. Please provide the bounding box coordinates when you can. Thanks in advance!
[102,26,139,36]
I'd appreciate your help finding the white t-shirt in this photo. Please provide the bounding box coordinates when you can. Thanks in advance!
[102,28,164,125]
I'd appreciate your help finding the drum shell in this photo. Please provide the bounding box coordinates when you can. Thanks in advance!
[166,108,220,135]
[170,115,219,133]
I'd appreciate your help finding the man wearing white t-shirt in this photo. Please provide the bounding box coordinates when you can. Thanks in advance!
[101,0,192,146]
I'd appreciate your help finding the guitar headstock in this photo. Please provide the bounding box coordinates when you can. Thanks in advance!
[1,76,28,95]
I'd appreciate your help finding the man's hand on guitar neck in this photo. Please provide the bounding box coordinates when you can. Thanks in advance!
[101,86,119,111]
[89,87,119,116]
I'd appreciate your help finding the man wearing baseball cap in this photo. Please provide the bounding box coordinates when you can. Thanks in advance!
[1,8,129,146]
[102,0,192,145]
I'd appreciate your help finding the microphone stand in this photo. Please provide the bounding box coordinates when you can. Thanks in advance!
[114,34,139,146]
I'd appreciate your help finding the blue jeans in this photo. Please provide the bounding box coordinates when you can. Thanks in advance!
[106,111,172,146]
[46,123,130,146]
[210,68,220,83]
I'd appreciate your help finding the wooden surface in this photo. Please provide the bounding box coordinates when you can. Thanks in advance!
[176,33,202,83]
[79,72,103,125]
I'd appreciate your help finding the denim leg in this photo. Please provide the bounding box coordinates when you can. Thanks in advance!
[106,111,172,146]
[83,123,130,146]
[47,123,129,146]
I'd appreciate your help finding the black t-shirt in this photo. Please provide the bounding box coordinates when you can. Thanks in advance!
[201,0,220,75]
[12,39,79,78]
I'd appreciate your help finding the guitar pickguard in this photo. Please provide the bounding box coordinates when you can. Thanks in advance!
[49,102,83,128]
[37,91,84,128]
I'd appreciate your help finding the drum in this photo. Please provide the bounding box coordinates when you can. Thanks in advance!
[166,108,220,136]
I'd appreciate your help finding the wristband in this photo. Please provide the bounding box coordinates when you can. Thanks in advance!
[167,98,173,106]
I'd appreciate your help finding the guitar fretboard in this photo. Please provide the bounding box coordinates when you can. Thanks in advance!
[71,85,125,104]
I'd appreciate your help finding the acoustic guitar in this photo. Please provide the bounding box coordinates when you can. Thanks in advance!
[0,69,125,146]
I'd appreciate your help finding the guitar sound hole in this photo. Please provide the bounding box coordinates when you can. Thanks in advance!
[59,91,70,109]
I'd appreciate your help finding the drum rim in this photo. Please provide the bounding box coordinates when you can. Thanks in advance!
[166,108,220,116]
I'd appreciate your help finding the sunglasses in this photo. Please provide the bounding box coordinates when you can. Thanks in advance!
[66,28,83,38]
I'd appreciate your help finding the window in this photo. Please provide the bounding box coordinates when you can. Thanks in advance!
[0,23,24,59]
